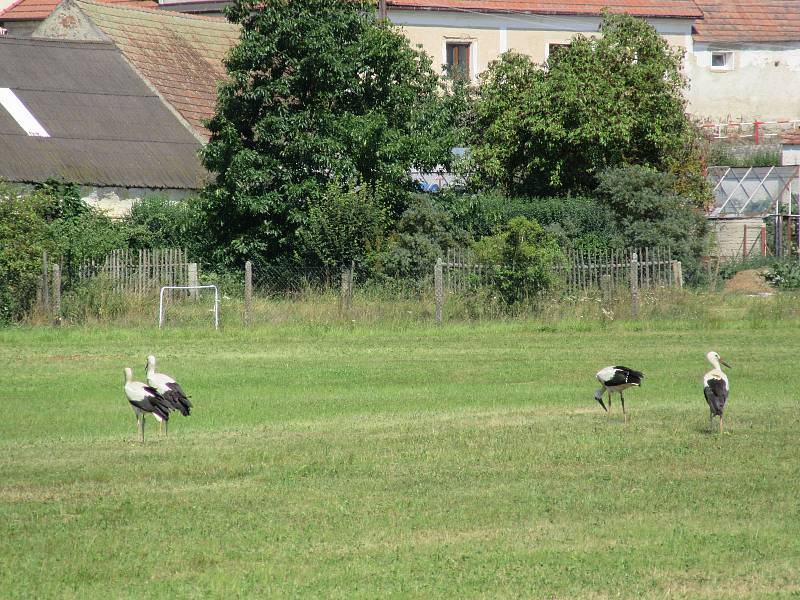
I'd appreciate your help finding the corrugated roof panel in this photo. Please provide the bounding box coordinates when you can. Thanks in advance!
[67,0,240,140]
[0,36,207,189]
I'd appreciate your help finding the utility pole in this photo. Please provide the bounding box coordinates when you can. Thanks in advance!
[378,0,387,20]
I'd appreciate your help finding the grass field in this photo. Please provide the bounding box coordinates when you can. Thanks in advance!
[2,314,799,598]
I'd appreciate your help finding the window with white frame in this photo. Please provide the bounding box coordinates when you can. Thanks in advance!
[446,41,471,80]
[711,51,734,71]
[546,43,570,61]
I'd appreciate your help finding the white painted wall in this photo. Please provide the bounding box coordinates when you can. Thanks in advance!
[782,145,800,166]
[686,42,800,122]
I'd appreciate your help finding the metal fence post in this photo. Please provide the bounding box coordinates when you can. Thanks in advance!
[244,260,252,326]
[629,252,639,318]
[52,263,61,325]
[434,257,443,324]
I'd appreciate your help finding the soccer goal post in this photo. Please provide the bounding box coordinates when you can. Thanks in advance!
[158,285,219,330]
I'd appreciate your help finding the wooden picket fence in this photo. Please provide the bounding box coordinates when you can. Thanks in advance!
[558,247,680,293]
[441,247,682,294]
[78,248,191,295]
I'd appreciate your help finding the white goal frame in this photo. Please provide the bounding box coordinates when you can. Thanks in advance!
[158,285,219,330]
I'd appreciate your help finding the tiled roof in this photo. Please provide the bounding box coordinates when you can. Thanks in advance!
[0,36,207,189]
[387,0,703,18]
[0,0,156,22]
[693,1,800,42]
[38,0,240,139]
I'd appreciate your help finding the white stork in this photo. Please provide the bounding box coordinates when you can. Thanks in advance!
[124,367,170,443]
[594,365,644,422]
[146,355,192,417]
[703,351,731,433]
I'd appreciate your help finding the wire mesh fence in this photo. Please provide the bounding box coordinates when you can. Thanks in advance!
[28,246,682,326]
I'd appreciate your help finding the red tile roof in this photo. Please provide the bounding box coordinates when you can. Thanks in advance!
[693,1,800,42]
[388,0,703,18]
[0,0,156,21]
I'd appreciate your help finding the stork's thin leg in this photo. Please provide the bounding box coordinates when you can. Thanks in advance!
[621,392,627,423]
[719,414,724,434]
[709,411,714,433]
[164,419,168,437]
[138,414,144,444]
[607,390,612,415]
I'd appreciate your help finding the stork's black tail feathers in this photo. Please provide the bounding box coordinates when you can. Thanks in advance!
[163,391,191,416]
[163,382,191,416]
[615,366,644,386]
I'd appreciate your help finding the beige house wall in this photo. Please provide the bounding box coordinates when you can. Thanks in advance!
[390,9,693,80]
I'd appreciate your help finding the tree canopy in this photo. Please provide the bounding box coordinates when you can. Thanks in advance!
[201,0,458,267]
[468,13,702,198]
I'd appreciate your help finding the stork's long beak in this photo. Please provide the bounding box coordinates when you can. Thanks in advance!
[720,358,731,369]
[594,396,608,412]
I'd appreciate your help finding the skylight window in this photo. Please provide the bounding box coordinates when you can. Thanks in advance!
[0,88,50,137]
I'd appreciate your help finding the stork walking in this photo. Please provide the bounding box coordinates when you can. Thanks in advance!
[146,355,192,417]
[124,367,170,443]
[594,365,644,422]
[703,351,731,433]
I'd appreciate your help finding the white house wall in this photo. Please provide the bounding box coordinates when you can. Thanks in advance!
[686,42,800,122]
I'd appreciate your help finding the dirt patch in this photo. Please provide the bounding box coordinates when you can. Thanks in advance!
[724,269,774,294]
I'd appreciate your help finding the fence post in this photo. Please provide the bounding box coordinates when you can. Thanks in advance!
[188,262,199,300]
[41,250,50,315]
[761,224,767,256]
[629,252,639,318]
[671,260,683,288]
[340,264,353,314]
[244,260,252,326]
[434,257,443,324]
[52,263,61,325]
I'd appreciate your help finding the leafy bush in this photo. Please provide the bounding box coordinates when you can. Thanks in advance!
[468,13,699,197]
[763,261,800,289]
[122,194,201,253]
[299,179,388,269]
[434,190,623,251]
[473,216,564,305]
[594,166,710,281]
[0,182,48,323]
[27,182,126,287]
[369,195,468,282]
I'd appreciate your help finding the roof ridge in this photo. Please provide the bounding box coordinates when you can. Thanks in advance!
[74,0,238,25]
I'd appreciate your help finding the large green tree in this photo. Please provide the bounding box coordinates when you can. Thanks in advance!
[201,0,457,267]
[468,13,702,198]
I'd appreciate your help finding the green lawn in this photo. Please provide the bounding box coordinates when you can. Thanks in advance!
[1,318,799,598]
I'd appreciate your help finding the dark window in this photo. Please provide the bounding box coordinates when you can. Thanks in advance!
[446,42,470,79]
[548,43,570,60]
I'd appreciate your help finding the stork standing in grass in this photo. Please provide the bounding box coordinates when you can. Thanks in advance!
[146,355,192,418]
[594,365,644,422]
[703,351,731,433]
[124,367,170,443]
